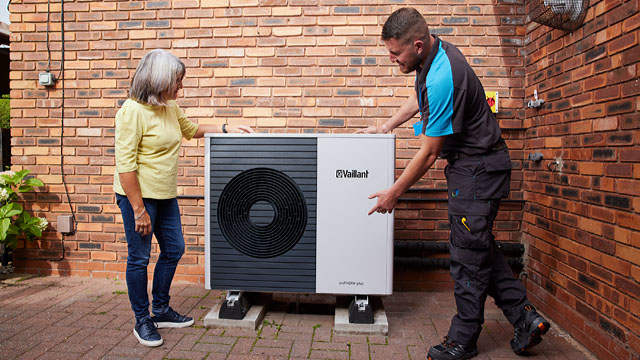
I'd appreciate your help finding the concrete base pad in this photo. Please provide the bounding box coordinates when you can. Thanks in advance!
[204,294,271,330]
[334,298,389,335]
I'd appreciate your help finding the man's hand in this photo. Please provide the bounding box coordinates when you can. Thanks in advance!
[227,125,254,133]
[367,188,399,216]
[355,125,386,134]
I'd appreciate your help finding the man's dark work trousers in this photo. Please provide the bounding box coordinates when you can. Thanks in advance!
[445,152,530,347]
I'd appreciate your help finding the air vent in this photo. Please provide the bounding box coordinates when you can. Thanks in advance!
[528,0,588,31]
[217,168,308,259]
[527,0,589,31]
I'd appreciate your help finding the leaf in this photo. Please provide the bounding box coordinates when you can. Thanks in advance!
[0,218,9,240]
[27,227,42,238]
[15,169,30,178]
[17,185,34,193]
[19,211,30,222]
[7,236,17,249]
[0,202,21,218]
[14,170,29,183]
[24,178,44,187]
[5,203,22,218]
[7,224,19,235]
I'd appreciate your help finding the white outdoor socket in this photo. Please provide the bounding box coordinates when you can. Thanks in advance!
[57,214,74,234]
[39,71,56,86]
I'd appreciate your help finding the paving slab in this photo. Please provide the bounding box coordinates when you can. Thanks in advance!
[204,293,270,330]
[333,304,389,335]
[0,274,598,360]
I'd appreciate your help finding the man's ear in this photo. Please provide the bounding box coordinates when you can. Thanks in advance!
[414,39,424,55]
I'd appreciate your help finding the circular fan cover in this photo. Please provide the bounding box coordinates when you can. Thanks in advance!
[217,168,308,258]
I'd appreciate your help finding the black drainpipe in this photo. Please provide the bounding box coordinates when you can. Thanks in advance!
[394,240,525,273]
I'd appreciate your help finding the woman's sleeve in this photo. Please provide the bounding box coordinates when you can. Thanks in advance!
[115,104,143,173]
[173,102,199,140]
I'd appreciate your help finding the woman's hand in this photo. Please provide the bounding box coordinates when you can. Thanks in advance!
[135,209,152,236]
[227,125,254,133]
[355,125,386,134]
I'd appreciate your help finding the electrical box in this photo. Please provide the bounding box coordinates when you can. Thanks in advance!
[39,72,56,86]
[57,215,74,234]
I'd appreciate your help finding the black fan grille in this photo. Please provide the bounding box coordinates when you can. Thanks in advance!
[217,168,308,258]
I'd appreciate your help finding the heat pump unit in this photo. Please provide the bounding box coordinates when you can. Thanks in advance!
[205,134,395,295]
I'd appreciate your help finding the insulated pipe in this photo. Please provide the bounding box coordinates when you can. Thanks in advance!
[394,256,524,273]
[394,240,524,257]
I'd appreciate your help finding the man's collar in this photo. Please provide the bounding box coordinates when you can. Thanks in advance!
[415,35,441,82]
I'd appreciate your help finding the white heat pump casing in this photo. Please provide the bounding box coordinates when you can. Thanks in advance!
[315,136,394,294]
[205,134,395,295]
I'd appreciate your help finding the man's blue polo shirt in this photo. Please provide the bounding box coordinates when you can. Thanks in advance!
[415,36,502,158]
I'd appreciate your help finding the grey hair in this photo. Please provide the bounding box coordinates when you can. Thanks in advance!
[381,8,429,44]
[129,49,185,106]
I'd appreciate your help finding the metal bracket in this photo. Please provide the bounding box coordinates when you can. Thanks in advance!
[348,295,374,324]
[355,295,368,311]
[547,157,564,173]
[527,89,545,109]
[527,152,544,162]
[219,291,250,320]
[226,291,241,305]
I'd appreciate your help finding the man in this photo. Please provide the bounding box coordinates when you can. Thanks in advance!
[359,7,550,360]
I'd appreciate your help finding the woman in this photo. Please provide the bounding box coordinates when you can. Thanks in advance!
[114,49,253,347]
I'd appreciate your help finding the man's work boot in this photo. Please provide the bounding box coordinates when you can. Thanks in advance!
[510,305,550,355]
[427,336,478,360]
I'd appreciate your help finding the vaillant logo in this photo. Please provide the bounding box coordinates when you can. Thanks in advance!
[335,169,370,179]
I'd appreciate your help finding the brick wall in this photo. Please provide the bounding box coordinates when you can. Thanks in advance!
[10,0,640,358]
[8,0,526,284]
[522,0,639,358]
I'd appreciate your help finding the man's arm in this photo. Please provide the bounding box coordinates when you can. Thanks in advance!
[368,134,445,215]
[356,92,419,134]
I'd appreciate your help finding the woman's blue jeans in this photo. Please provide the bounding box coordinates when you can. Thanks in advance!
[116,194,185,321]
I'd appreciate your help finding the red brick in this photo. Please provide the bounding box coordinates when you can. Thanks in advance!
[608,31,638,54]
[606,163,633,177]
[580,104,606,119]
[607,65,637,85]
[584,73,608,90]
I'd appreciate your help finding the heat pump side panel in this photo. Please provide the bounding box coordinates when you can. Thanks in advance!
[316,136,395,295]
[208,136,317,292]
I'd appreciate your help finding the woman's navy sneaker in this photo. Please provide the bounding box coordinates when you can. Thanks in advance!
[510,305,550,355]
[428,336,478,360]
[133,317,163,347]
[151,307,194,328]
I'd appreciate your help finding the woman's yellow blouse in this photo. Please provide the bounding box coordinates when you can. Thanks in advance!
[114,99,199,199]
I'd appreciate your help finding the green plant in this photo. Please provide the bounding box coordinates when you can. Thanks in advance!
[0,95,9,129]
[0,169,47,248]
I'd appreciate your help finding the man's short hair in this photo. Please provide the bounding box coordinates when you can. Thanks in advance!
[381,7,429,43]
[130,49,185,106]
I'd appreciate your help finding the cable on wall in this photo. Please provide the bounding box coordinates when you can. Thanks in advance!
[21,0,73,262]
[57,0,75,244]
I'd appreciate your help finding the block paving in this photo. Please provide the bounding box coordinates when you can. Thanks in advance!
[0,275,595,359]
